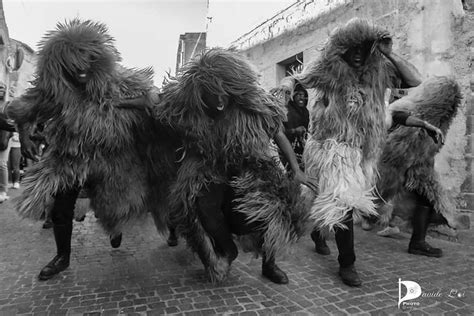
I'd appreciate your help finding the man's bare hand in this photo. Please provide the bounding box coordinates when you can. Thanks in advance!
[377,31,393,57]
[19,129,39,161]
[425,122,445,145]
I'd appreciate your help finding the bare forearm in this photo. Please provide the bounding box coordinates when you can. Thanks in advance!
[405,116,426,128]
[274,130,301,173]
[385,52,422,87]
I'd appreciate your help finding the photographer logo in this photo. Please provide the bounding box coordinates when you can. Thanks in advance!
[398,279,422,309]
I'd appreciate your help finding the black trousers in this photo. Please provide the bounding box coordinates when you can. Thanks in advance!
[51,187,81,225]
[196,182,238,261]
[335,211,355,268]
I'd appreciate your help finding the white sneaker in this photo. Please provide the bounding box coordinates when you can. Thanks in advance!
[0,192,9,203]
[12,182,20,189]
[377,226,400,237]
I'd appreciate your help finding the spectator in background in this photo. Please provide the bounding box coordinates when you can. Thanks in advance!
[8,131,21,189]
[0,85,15,203]
[0,130,12,202]
[281,81,309,171]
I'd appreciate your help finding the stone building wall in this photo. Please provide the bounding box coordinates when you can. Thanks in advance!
[8,39,36,97]
[176,32,207,74]
[0,2,36,103]
[229,0,473,217]
[0,0,11,103]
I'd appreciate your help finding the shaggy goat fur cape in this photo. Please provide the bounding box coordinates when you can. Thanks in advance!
[7,19,175,234]
[376,76,461,227]
[156,49,307,282]
[298,18,398,231]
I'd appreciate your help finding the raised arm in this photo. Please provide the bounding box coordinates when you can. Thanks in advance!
[391,110,444,144]
[378,32,422,88]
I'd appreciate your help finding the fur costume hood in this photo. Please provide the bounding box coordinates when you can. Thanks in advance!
[299,18,398,231]
[298,18,397,163]
[298,18,397,101]
[156,48,284,170]
[158,49,304,282]
[378,76,462,227]
[13,19,152,126]
[7,19,171,234]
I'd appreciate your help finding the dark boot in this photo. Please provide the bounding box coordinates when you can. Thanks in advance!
[38,224,72,280]
[408,205,443,258]
[261,252,288,284]
[335,211,361,287]
[311,229,330,255]
[166,226,178,247]
[110,232,122,249]
[339,264,362,287]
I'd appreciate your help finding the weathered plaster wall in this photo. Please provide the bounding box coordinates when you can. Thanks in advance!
[233,0,472,214]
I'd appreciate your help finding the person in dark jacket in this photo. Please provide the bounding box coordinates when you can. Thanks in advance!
[280,82,309,171]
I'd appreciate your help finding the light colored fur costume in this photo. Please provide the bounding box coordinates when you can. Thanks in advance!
[297,18,399,231]
[376,76,462,227]
[156,49,307,282]
[7,19,174,234]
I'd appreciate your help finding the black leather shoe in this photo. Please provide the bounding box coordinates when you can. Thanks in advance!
[408,241,443,258]
[339,265,362,287]
[262,263,289,284]
[38,254,70,280]
[110,233,122,248]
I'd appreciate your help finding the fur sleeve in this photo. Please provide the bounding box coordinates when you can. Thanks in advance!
[6,87,61,127]
[116,66,155,99]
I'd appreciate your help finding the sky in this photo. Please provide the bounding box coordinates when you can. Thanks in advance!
[3,0,294,86]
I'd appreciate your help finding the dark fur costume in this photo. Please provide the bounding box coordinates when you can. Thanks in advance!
[298,18,397,231]
[376,76,461,227]
[156,49,307,282]
[7,19,174,234]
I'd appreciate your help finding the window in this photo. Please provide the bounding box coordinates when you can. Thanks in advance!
[276,52,303,83]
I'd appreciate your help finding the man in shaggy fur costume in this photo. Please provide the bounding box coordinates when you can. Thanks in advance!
[376,76,461,257]
[6,19,175,280]
[297,18,443,287]
[153,48,316,284]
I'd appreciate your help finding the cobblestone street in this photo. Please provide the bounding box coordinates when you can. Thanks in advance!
[0,188,473,315]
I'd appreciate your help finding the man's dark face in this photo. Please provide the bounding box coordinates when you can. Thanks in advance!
[342,41,372,69]
[293,91,308,108]
[201,90,229,119]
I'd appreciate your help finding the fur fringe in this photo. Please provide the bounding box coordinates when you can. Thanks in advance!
[230,160,308,257]
[304,138,379,231]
